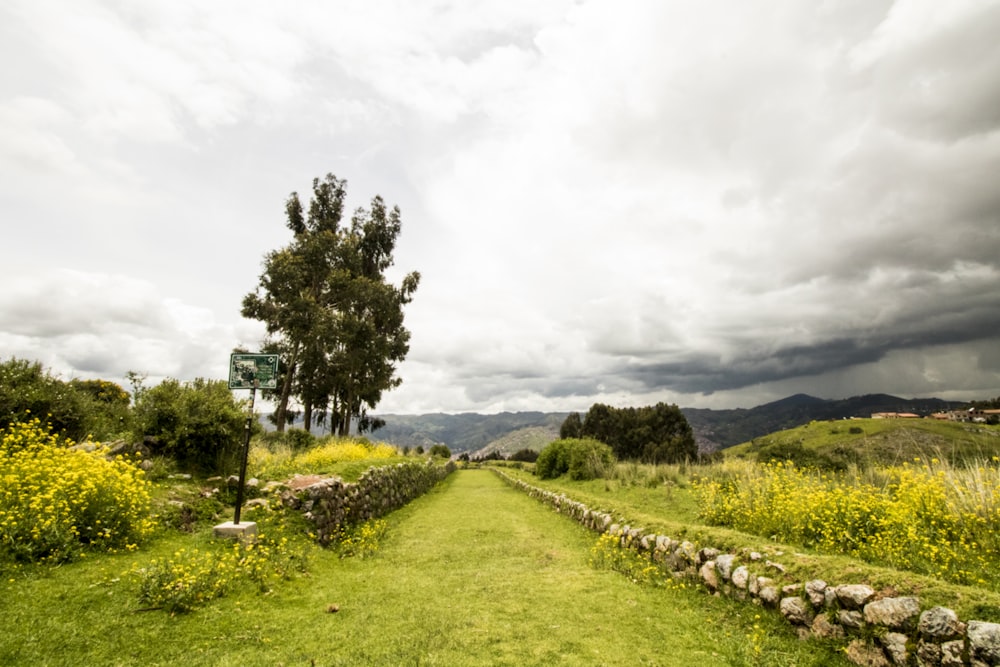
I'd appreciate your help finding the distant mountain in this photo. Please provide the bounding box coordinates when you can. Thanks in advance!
[367,394,968,455]
[371,411,569,454]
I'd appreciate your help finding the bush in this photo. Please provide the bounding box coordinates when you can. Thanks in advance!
[0,358,89,441]
[132,378,251,475]
[428,444,451,459]
[0,419,153,563]
[536,438,615,480]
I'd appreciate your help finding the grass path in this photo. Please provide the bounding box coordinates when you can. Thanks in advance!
[1,469,849,666]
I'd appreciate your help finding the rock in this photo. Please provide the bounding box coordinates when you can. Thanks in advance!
[245,498,269,509]
[919,606,964,641]
[700,561,719,591]
[782,583,802,596]
[765,560,786,574]
[879,632,908,666]
[780,597,812,626]
[805,580,827,608]
[941,640,964,667]
[759,584,780,607]
[846,640,891,667]
[675,541,698,565]
[811,613,845,639]
[715,554,736,581]
[698,547,720,565]
[836,584,876,609]
[916,641,941,666]
[731,566,750,590]
[864,597,920,631]
[968,621,1000,665]
[750,576,772,597]
[838,610,865,629]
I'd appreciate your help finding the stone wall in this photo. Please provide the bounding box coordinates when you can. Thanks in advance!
[282,459,455,545]
[493,469,1000,667]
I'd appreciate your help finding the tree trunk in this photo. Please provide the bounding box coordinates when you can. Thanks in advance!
[303,399,312,434]
[275,342,300,433]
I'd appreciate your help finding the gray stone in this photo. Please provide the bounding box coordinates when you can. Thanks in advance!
[916,641,941,667]
[731,566,750,590]
[838,609,865,629]
[825,587,838,609]
[700,561,719,591]
[920,606,964,640]
[846,639,890,667]
[836,584,876,609]
[780,597,812,625]
[782,583,802,596]
[811,613,845,639]
[969,621,1000,664]
[698,547,720,565]
[675,541,698,565]
[750,575,772,596]
[879,632,908,666]
[715,553,736,581]
[805,579,827,608]
[759,584,780,606]
[864,597,920,631]
[941,640,964,666]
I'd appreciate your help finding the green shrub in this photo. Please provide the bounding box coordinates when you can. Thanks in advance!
[0,419,153,563]
[132,378,251,475]
[0,358,89,440]
[535,440,570,479]
[537,438,615,480]
[428,444,451,458]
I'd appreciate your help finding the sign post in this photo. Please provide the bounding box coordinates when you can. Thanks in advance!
[213,353,278,539]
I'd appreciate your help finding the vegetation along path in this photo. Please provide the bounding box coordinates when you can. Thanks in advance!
[2,469,850,666]
[296,469,847,666]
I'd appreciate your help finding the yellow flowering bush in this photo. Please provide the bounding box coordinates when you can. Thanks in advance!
[249,437,398,480]
[588,532,684,589]
[695,458,1000,588]
[134,530,309,613]
[333,518,387,559]
[0,419,152,563]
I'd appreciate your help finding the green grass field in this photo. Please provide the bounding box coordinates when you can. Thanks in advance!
[1,470,850,666]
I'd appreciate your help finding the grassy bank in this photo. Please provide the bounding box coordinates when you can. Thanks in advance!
[1,470,849,666]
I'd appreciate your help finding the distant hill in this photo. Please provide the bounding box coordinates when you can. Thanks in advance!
[370,411,568,454]
[365,394,968,455]
[684,393,966,451]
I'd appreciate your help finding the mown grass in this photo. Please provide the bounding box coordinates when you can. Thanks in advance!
[1,470,850,666]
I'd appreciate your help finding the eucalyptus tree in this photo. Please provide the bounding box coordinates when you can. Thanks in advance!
[242,174,419,434]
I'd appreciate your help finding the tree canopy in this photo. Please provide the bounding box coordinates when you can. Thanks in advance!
[242,174,419,435]
[561,402,697,463]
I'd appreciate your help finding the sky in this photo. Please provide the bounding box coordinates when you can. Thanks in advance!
[2,0,999,415]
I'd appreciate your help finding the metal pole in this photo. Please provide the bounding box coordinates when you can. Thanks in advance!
[233,383,256,525]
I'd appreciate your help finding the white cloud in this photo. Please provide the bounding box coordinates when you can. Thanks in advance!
[1,0,998,414]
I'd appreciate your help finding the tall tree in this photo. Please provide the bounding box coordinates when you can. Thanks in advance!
[242,174,419,433]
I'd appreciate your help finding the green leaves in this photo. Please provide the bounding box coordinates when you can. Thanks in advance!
[242,173,419,435]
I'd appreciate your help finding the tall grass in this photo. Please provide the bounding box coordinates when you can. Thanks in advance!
[694,456,1000,589]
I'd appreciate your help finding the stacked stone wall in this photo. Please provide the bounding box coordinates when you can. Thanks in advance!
[493,468,1000,667]
[282,459,455,544]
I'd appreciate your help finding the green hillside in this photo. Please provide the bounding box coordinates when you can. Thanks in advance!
[725,417,1000,468]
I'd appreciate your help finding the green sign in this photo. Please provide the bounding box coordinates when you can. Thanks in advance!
[229,353,279,389]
